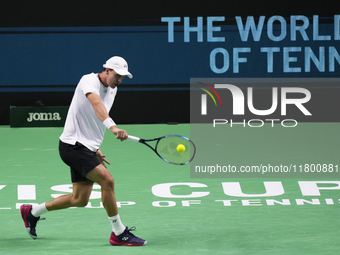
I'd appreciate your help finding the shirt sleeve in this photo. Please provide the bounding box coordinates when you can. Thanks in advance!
[78,74,100,96]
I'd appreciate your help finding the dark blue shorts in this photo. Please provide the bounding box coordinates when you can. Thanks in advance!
[59,140,100,183]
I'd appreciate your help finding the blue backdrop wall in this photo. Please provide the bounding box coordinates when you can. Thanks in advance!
[0,1,338,124]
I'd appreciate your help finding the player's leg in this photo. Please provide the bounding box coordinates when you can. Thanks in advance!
[45,182,94,210]
[85,164,118,216]
[85,165,147,246]
[20,182,93,239]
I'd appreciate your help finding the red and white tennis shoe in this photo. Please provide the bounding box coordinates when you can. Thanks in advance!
[109,226,147,246]
[20,205,44,239]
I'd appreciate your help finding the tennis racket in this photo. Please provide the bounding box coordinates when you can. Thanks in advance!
[127,135,196,165]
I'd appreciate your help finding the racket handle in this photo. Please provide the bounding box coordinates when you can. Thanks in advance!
[127,135,141,142]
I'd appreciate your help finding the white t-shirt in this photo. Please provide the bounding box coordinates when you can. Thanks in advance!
[60,73,117,152]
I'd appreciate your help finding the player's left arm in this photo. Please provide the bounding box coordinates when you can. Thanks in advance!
[96,148,111,168]
[86,92,128,141]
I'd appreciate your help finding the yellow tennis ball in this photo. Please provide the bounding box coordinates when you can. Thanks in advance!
[177,144,185,153]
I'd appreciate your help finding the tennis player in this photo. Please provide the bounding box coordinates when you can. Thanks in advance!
[20,56,147,246]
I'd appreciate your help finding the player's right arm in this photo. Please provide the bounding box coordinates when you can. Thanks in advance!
[86,92,109,122]
[86,92,128,141]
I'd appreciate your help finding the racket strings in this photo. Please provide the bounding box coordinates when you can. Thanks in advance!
[156,136,195,164]
[159,142,181,158]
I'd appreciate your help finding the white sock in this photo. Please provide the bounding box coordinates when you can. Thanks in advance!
[31,202,48,217]
[108,214,125,236]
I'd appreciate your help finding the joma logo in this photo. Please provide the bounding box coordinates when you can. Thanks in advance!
[27,112,61,122]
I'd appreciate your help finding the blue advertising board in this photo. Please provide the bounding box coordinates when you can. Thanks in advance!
[0,15,339,92]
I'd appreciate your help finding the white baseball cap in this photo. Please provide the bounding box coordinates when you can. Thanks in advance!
[103,56,133,78]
